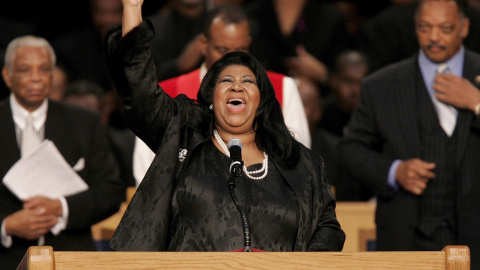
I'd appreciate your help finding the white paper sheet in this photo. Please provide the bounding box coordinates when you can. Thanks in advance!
[2,140,88,200]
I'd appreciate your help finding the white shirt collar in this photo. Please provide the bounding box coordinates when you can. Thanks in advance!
[418,46,465,96]
[200,62,208,81]
[10,94,48,130]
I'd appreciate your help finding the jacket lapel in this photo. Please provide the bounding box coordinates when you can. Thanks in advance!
[274,154,312,251]
[0,99,21,177]
[454,50,480,165]
[44,101,76,166]
[394,57,422,157]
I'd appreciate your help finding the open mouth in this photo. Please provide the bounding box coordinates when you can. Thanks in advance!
[226,98,246,112]
[227,98,246,106]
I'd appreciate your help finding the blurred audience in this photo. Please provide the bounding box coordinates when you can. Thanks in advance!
[296,77,340,188]
[63,80,105,112]
[470,0,480,9]
[52,0,122,93]
[244,0,350,86]
[141,0,170,17]
[0,0,91,41]
[319,50,369,137]
[52,0,135,130]
[296,76,373,201]
[328,0,365,49]
[148,0,207,81]
[62,80,137,189]
[49,66,69,102]
[206,0,248,8]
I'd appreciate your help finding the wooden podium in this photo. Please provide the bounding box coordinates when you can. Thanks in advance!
[335,202,376,252]
[17,245,469,270]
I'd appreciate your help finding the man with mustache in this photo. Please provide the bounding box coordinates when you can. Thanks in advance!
[338,0,480,268]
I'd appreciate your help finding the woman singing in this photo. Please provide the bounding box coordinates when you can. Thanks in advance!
[105,0,345,252]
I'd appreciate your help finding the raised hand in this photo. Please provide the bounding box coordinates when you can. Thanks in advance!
[176,34,204,74]
[284,45,329,84]
[121,0,144,36]
[434,73,480,113]
[121,0,143,8]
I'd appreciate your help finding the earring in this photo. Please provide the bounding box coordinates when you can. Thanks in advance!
[209,104,213,110]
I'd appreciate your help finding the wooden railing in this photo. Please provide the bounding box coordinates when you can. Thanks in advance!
[17,245,470,270]
[335,201,376,252]
[90,187,136,241]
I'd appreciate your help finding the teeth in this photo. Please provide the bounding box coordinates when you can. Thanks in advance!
[227,98,246,104]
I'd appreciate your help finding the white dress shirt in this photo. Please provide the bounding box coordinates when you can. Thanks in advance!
[2,95,69,247]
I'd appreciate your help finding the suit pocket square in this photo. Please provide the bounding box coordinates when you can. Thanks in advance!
[73,158,85,171]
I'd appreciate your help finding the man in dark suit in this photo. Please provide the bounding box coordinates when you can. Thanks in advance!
[338,0,480,268]
[0,35,124,269]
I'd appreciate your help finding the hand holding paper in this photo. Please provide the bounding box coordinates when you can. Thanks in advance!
[2,140,88,200]
[23,196,63,216]
[2,140,87,238]
[3,207,58,241]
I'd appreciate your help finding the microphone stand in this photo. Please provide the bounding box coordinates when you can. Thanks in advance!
[227,175,252,252]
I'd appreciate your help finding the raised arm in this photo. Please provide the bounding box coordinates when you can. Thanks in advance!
[105,0,180,153]
[121,0,144,36]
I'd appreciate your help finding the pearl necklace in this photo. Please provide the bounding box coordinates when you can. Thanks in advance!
[213,129,268,180]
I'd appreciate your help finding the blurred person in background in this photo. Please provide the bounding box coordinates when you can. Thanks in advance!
[319,50,369,137]
[339,1,480,267]
[148,0,207,81]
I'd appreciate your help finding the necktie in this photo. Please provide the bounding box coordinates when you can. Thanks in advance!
[432,64,457,137]
[21,114,41,157]
[20,114,45,245]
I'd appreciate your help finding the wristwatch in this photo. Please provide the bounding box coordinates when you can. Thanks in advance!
[475,103,480,116]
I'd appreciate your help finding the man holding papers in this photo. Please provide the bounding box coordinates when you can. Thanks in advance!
[0,35,124,269]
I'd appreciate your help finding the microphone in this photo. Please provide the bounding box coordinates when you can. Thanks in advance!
[226,138,251,252]
[228,138,243,177]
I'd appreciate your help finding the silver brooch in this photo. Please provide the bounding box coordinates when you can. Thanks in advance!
[178,148,188,162]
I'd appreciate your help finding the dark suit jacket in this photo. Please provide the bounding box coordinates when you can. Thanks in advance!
[338,49,480,267]
[107,127,136,188]
[0,99,124,269]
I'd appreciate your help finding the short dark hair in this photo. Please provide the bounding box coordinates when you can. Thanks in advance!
[416,0,469,18]
[203,4,249,39]
[197,51,299,168]
[64,79,105,99]
[333,50,369,75]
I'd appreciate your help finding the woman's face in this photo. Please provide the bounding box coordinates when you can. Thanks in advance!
[213,64,260,134]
